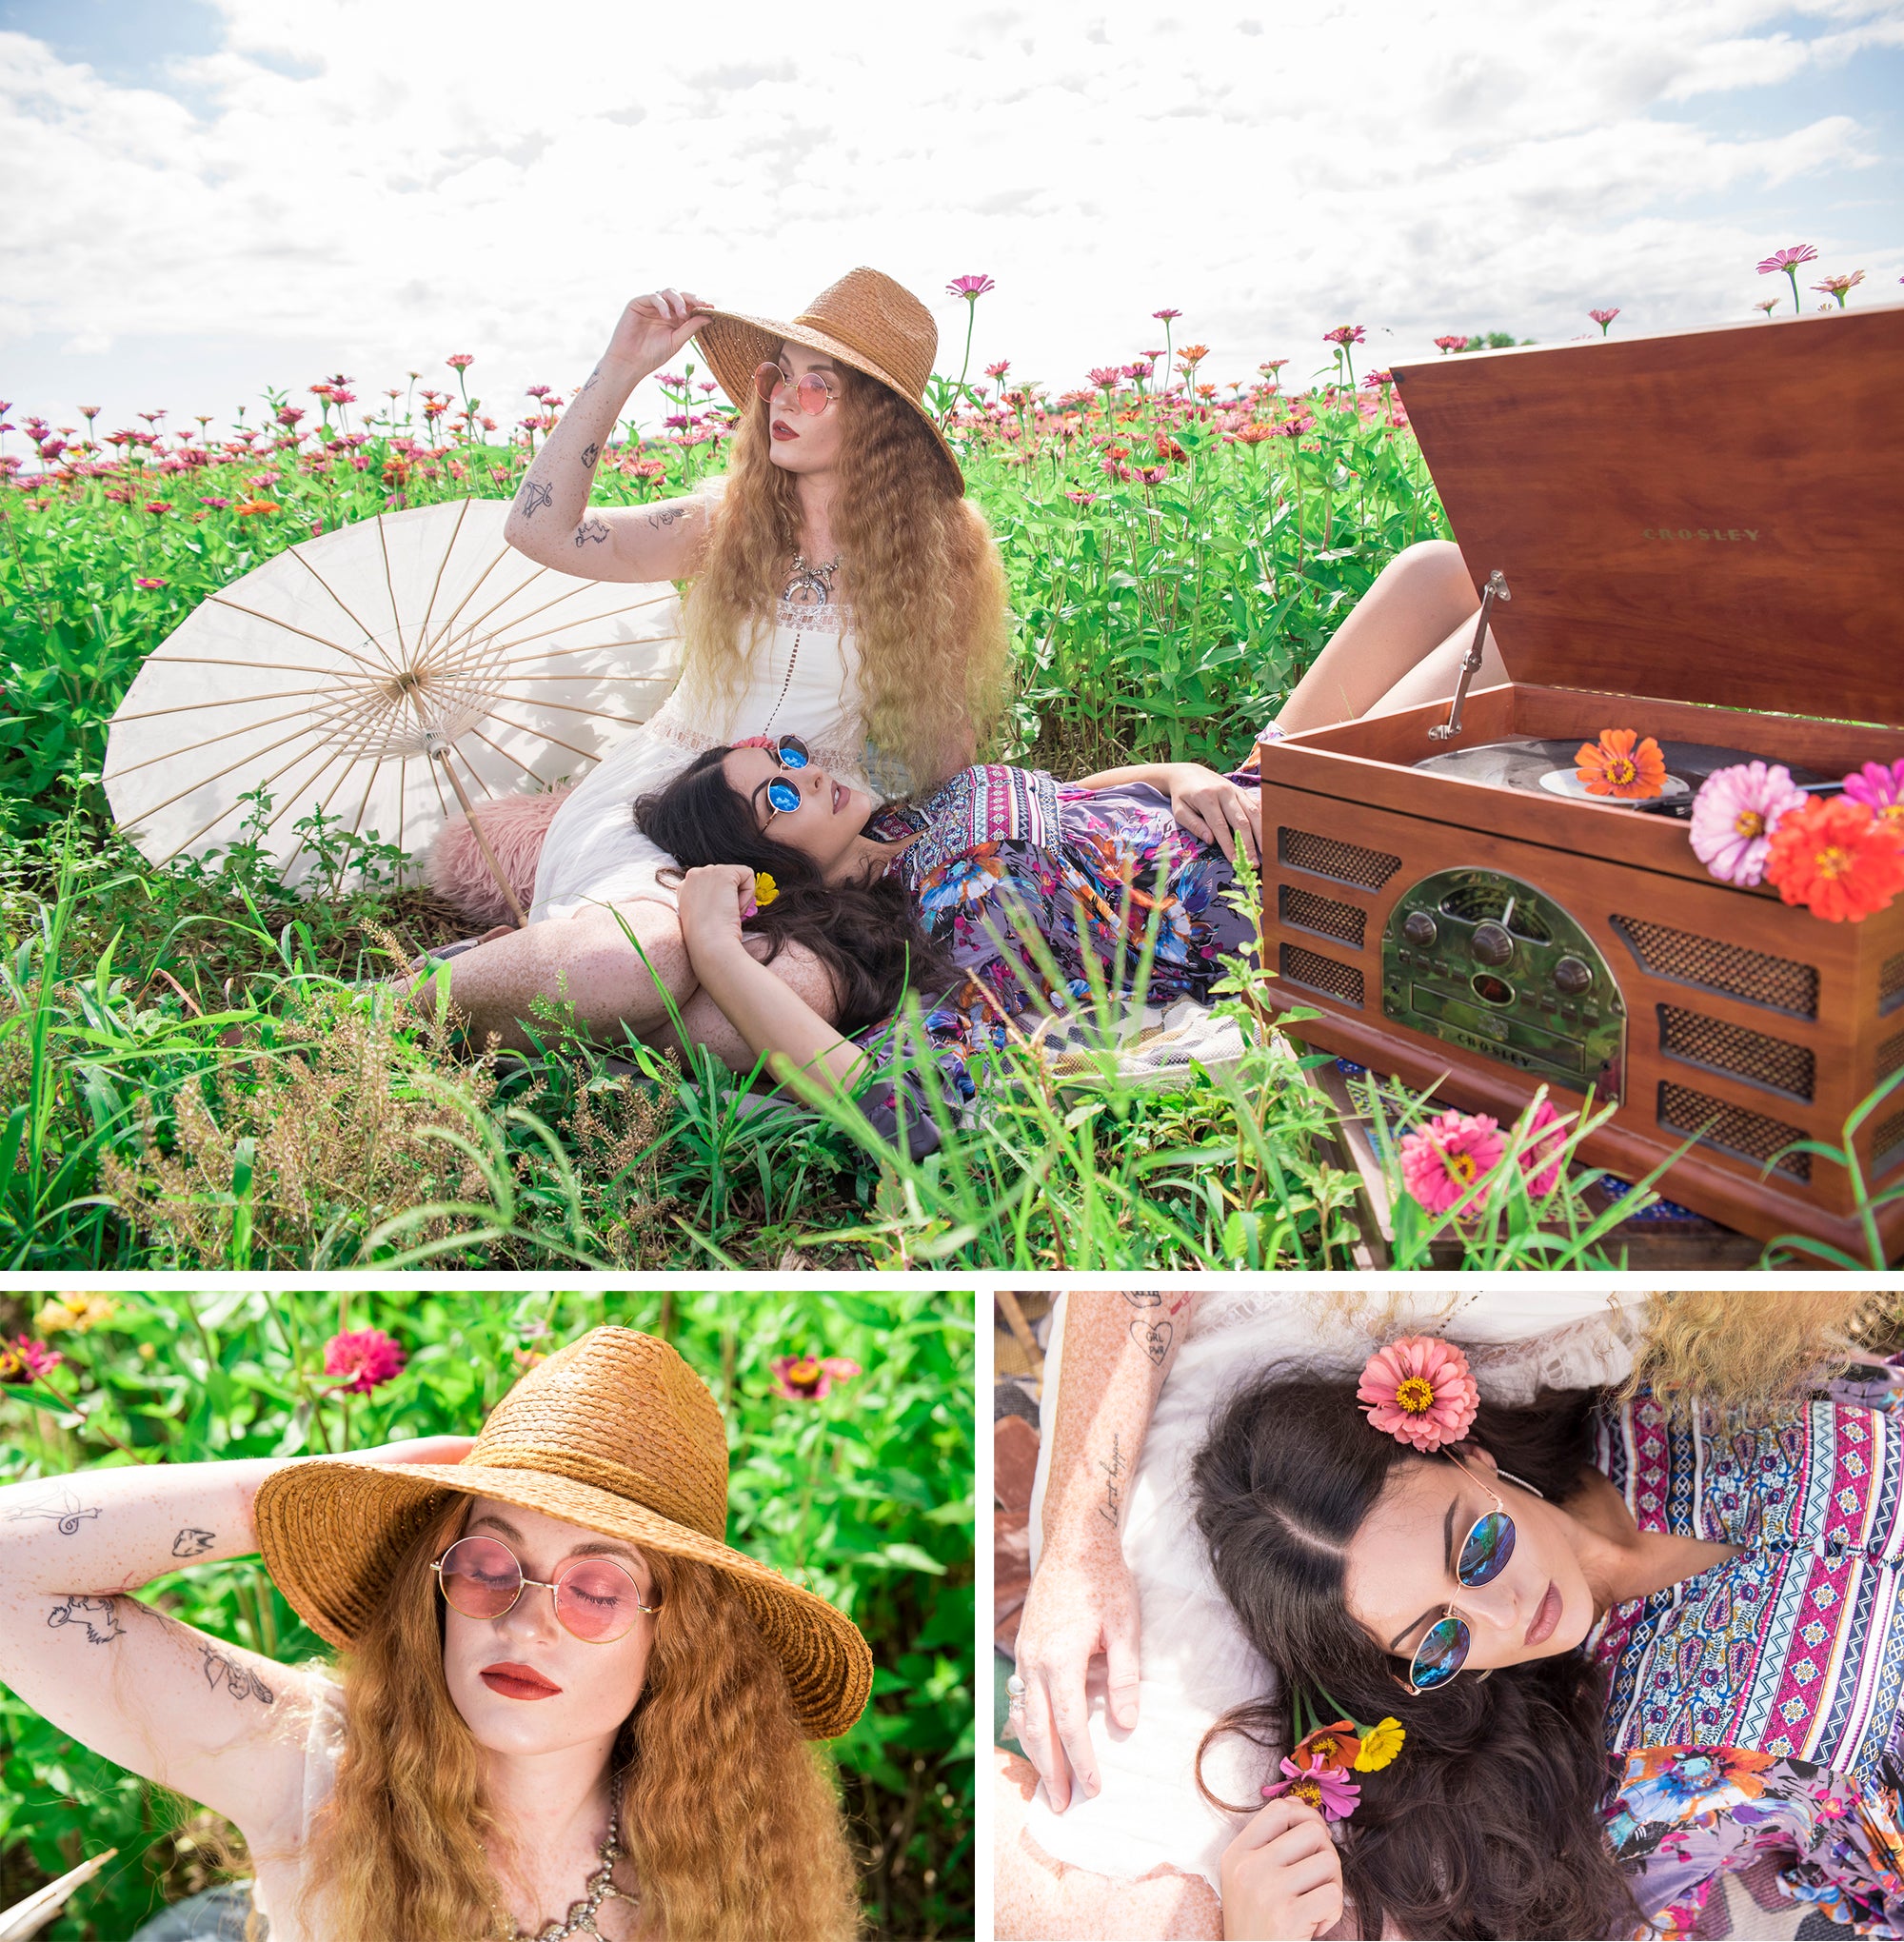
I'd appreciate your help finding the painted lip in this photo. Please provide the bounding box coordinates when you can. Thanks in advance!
[770,418,798,441]
[830,779,845,814]
[480,1661,563,1700]
[1524,1579,1562,1647]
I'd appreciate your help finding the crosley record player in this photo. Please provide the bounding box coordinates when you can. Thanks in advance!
[1257,304,1904,1259]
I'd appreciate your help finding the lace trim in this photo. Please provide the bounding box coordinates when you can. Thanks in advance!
[774,598,854,635]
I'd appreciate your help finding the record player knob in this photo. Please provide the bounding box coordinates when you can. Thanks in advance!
[1471,921,1515,967]
[1553,955,1594,996]
[1401,911,1438,947]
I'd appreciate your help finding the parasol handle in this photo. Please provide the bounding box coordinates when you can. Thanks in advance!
[434,749,528,929]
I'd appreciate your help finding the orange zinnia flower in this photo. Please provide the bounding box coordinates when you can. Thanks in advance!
[1575,728,1668,799]
[1764,797,1904,922]
[1292,1719,1363,1774]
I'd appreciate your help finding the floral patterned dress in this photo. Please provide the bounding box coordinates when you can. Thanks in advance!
[1593,1383,1904,1937]
[846,763,1258,1157]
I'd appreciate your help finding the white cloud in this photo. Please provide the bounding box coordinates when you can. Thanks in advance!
[0,0,1896,434]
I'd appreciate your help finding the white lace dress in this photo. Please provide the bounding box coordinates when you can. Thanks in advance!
[528,595,873,922]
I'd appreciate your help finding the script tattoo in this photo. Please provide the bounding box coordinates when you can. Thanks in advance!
[171,1527,216,1558]
[48,1595,123,1645]
[580,442,600,467]
[516,477,553,520]
[1118,1292,1162,1308]
[6,1487,101,1536]
[574,514,610,547]
[202,1645,275,1707]
[1130,1316,1173,1366]
[646,505,685,529]
[1098,1434,1125,1528]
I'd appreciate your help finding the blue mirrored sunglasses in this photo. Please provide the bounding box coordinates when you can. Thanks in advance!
[1405,1457,1517,1694]
[757,735,809,822]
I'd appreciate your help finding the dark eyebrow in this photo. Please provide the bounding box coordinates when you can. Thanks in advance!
[1386,1493,1462,1653]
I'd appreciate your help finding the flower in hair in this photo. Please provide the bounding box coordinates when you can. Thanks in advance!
[1290,1718,1361,1774]
[1261,1752,1361,1821]
[752,871,779,909]
[1353,1717,1406,1773]
[1358,1336,1478,1452]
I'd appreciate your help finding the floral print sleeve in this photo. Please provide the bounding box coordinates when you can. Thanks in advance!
[1606,1746,1904,1938]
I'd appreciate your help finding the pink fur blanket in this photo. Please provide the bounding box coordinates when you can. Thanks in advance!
[426,786,573,926]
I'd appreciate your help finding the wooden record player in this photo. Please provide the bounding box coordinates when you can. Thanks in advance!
[1257,304,1904,1260]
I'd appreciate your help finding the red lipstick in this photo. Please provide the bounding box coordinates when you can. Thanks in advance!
[770,418,797,441]
[480,1660,563,1700]
[1524,1580,1562,1647]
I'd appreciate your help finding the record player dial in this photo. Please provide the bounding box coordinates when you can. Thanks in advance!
[1553,955,1594,996]
[1471,921,1515,967]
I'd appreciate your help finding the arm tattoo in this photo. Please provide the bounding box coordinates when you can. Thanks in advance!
[1129,1316,1172,1365]
[7,1487,101,1535]
[580,442,600,468]
[1097,1434,1125,1528]
[645,505,685,529]
[202,1644,275,1707]
[579,368,602,394]
[172,1527,216,1558]
[1118,1292,1161,1307]
[516,478,553,519]
[48,1595,124,1644]
[574,514,610,547]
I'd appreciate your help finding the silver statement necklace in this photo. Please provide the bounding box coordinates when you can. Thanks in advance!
[494,1770,638,1942]
[763,551,841,732]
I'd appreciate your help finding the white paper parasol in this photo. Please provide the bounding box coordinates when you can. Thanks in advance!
[104,497,683,912]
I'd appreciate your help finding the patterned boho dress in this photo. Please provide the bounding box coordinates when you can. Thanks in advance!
[847,763,1258,1156]
[1593,1388,1904,1937]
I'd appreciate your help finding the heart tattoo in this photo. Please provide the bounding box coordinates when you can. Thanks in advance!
[1130,1318,1173,1365]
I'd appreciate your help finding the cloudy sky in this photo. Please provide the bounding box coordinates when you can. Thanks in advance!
[2,0,1898,440]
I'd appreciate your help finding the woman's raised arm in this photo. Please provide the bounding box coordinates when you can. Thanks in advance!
[502,288,724,584]
[0,1437,470,1846]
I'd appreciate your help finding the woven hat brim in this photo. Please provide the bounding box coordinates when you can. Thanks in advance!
[253,1460,872,1742]
[694,308,965,497]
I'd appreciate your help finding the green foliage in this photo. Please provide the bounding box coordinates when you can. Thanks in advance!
[0,1288,975,1941]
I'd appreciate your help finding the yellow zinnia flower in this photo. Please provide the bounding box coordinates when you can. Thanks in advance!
[753,872,779,908]
[1353,1717,1405,1772]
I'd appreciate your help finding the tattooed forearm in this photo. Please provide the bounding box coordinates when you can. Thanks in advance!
[646,505,685,529]
[48,1595,124,1644]
[1097,1433,1126,1528]
[574,514,610,547]
[516,477,553,520]
[580,442,600,467]
[171,1527,216,1558]
[203,1644,275,1706]
[6,1487,101,1535]
[578,367,602,395]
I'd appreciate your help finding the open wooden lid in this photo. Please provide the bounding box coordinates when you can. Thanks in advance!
[1391,305,1904,729]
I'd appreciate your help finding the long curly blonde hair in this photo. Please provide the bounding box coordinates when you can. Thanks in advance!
[680,367,1011,796]
[293,1502,860,1941]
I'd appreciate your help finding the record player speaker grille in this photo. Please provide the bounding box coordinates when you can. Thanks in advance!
[1280,942,1365,1008]
[1657,1004,1816,1103]
[1872,1107,1904,1179]
[1879,1027,1904,1082]
[1658,1081,1811,1181]
[1278,827,1402,890]
[1279,885,1367,948]
[1612,916,1819,1020]
[1882,954,1904,1018]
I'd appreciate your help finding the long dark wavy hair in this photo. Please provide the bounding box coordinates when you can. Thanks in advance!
[1190,1371,1642,1941]
[633,746,953,1039]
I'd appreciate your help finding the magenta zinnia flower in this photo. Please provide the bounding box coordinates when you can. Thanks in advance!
[1842,760,1904,839]
[1517,1098,1568,1199]
[1589,307,1619,334]
[0,1335,63,1384]
[1262,1752,1362,1821]
[1151,307,1182,322]
[1757,244,1818,273]
[1322,324,1366,346]
[769,1355,862,1401]
[946,274,995,300]
[1357,1336,1479,1452]
[1398,1109,1505,1216]
[1689,762,1807,886]
[322,1327,406,1394]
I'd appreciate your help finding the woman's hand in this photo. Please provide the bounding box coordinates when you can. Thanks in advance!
[1220,1799,1345,1940]
[676,863,758,967]
[1163,763,1261,866]
[1009,1540,1141,1813]
[605,288,718,375]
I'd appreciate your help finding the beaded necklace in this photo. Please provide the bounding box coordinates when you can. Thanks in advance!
[761,552,841,733]
[491,1769,638,1942]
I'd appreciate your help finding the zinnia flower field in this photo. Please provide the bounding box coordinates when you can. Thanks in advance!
[0,1287,975,1941]
[0,283,1886,1272]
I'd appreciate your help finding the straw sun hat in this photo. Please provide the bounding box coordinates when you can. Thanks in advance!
[254,1327,873,1741]
[694,266,965,496]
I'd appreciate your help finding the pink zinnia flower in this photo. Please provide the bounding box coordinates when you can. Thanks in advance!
[1689,762,1807,887]
[446,352,475,368]
[133,575,169,590]
[1589,307,1619,334]
[769,1355,862,1401]
[1152,307,1182,322]
[1357,1336,1479,1452]
[1757,244,1818,274]
[1398,1109,1505,1216]
[0,1335,64,1384]
[1517,1098,1569,1198]
[1842,760,1904,839]
[984,360,1011,379]
[1064,490,1097,505]
[322,1327,407,1394]
[1434,334,1469,353]
[946,274,995,300]
[1261,1752,1361,1821]
[1322,325,1366,347]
